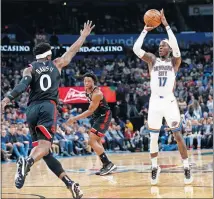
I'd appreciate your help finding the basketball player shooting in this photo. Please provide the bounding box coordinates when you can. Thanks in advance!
[64,73,117,176]
[1,20,95,199]
[133,9,193,185]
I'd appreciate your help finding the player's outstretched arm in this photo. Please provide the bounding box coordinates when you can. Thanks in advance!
[66,92,102,125]
[160,9,181,70]
[1,67,32,110]
[133,25,156,65]
[54,21,95,69]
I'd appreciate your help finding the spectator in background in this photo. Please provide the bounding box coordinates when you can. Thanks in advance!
[1,129,13,156]
[207,95,213,115]
[160,133,178,151]
[51,142,60,156]
[16,128,29,157]
[200,112,213,148]
[139,120,150,151]
[22,127,33,149]
[113,101,121,120]
[103,129,114,151]
[126,120,133,132]
[49,32,59,46]
[193,100,202,119]
[34,27,48,45]
[109,125,125,151]
[131,131,143,152]
[126,89,139,118]
[64,128,76,156]
[55,126,71,156]
[200,99,209,114]
[81,128,91,154]
[8,125,26,158]
[124,127,134,151]
[178,98,187,112]
[183,120,193,149]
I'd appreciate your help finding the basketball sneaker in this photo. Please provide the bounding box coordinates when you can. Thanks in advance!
[67,182,83,199]
[184,167,193,184]
[151,166,161,185]
[96,162,117,176]
[15,157,31,189]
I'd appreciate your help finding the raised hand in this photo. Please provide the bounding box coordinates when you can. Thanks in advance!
[160,9,169,27]
[80,20,95,37]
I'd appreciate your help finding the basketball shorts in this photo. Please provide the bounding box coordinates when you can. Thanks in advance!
[26,100,57,147]
[90,110,112,137]
[147,94,182,133]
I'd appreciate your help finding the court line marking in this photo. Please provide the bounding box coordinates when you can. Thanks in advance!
[2,185,213,188]
[2,193,45,198]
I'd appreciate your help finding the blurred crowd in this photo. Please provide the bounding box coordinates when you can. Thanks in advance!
[2,0,212,42]
[1,40,213,162]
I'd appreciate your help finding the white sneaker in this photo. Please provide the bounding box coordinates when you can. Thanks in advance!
[184,167,193,184]
[151,166,161,185]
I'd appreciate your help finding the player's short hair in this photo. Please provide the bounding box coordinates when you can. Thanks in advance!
[83,72,98,84]
[33,42,51,56]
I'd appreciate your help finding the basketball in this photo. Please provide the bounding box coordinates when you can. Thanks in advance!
[144,9,161,27]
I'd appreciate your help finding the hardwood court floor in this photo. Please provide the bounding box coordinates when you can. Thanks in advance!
[2,149,213,198]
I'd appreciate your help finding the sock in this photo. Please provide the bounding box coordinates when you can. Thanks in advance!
[99,153,110,166]
[183,158,189,168]
[26,157,34,167]
[62,175,74,187]
[151,157,158,168]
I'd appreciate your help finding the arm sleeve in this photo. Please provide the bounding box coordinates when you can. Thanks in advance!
[7,76,32,100]
[166,26,181,58]
[133,30,148,58]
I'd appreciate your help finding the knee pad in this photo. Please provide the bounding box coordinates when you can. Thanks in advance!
[150,133,159,154]
[43,152,64,177]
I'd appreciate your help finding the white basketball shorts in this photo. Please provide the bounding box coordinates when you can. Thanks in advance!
[147,94,182,133]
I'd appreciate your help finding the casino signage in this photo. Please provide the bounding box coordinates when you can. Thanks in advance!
[1,44,124,54]
[1,45,31,52]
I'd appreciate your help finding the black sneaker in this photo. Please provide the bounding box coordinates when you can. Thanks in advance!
[15,157,31,189]
[151,166,161,185]
[97,162,117,176]
[67,182,83,199]
[184,167,193,184]
[95,167,105,175]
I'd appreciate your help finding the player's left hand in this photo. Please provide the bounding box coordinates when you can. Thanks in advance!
[1,97,10,113]
[160,9,169,27]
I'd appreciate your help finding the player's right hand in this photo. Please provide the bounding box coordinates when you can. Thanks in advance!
[144,25,155,32]
[80,20,95,37]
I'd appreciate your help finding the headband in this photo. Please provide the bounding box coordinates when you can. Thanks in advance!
[36,50,52,59]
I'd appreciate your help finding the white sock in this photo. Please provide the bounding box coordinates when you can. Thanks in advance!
[151,157,158,168]
[183,158,189,168]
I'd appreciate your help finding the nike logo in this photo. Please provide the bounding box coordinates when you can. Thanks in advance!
[171,100,174,102]
[101,114,106,117]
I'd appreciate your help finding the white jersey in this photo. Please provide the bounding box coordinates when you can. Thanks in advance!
[150,58,176,97]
